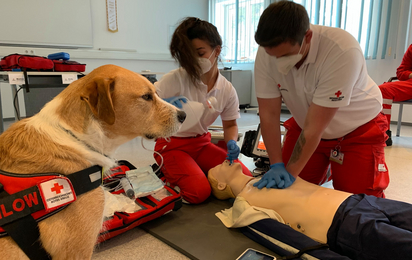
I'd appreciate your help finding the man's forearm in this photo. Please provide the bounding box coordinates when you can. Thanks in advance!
[286,129,321,177]
[287,129,306,165]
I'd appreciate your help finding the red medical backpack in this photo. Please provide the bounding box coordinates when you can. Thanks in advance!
[97,160,182,243]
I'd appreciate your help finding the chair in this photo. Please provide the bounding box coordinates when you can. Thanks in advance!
[389,77,412,137]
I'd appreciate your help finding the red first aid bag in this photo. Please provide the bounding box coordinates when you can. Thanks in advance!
[53,60,86,72]
[97,160,182,243]
[0,54,54,71]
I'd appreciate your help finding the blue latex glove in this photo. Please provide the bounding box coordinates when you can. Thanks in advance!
[226,139,240,164]
[253,162,295,189]
[163,96,188,109]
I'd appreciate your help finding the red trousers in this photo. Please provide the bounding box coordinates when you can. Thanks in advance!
[154,132,252,204]
[379,78,412,124]
[282,113,389,198]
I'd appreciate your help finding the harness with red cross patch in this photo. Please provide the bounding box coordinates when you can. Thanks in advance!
[0,165,102,260]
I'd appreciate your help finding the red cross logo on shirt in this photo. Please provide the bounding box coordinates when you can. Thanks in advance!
[335,91,342,98]
[278,84,281,88]
[51,183,64,194]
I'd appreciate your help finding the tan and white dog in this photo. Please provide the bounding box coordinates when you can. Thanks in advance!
[0,64,185,259]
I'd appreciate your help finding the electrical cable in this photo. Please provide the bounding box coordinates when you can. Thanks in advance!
[13,86,23,120]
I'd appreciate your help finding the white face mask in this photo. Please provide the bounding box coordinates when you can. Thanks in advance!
[276,39,306,75]
[198,49,216,74]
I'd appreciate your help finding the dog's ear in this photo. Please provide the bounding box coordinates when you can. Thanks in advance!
[81,77,116,125]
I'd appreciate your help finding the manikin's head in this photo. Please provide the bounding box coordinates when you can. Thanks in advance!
[208,161,246,200]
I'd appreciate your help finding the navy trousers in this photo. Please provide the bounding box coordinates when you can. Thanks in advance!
[327,194,412,260]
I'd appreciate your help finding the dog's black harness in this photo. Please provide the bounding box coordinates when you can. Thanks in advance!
[0,165,103,260]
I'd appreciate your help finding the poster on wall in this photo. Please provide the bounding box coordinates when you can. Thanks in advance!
[106,0,118,33]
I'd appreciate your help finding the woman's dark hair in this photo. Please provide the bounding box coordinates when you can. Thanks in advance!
[170,17,222,86]
[255,1,309,47]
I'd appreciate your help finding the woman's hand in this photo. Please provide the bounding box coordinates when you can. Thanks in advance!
[226,139,240,164]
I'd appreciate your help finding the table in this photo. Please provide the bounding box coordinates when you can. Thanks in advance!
[0,71,85,133]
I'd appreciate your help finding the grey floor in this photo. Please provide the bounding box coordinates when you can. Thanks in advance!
[3,110,412,260]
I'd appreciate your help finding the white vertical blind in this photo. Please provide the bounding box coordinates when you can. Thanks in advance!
[210,0,408,62]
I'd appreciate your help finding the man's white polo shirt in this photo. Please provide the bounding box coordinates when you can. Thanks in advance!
[255,25,382,139]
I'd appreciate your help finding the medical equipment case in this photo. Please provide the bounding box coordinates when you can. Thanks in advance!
[97,160,182,243]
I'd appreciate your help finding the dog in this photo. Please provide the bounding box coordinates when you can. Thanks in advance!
[0,64,185,259]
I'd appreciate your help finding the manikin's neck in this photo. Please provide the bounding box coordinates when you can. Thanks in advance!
[228,173,254,197]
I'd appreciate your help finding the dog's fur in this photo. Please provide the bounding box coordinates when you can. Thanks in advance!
[0,64,185,259]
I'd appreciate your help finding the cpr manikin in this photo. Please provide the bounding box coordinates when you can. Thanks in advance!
[209,161,412,259]
[208,161,350,243]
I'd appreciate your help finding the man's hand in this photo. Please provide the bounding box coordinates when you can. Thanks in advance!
[163,96,188,109]
[253,162,295,189]
[226,139,240,164]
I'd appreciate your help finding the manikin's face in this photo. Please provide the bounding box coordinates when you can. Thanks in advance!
[208,161,242,200]
[210,160,243,184]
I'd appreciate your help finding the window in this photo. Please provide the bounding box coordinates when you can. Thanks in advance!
[209,0,267,64]
[294,0,372,53]
[294,0,403,60]
[210,0,406,62]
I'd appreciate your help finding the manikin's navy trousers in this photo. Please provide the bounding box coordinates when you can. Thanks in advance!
[327,194,412,260]
[243,194,412,260]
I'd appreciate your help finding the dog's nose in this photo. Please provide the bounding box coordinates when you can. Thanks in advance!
[177,110,186,123]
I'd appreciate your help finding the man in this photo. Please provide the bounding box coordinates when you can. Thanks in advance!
[253,1,389,197]
[209,161,412,260]
[379,44,412,146]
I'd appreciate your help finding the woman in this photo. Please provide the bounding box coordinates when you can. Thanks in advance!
[154,17,252,204]
[379,43,412,146]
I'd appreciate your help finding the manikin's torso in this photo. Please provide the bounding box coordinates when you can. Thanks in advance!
[239,178,351,243]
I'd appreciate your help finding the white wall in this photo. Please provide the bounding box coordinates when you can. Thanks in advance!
[0,0,208,119]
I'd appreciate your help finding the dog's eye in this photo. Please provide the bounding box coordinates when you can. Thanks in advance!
[142,94,153,101]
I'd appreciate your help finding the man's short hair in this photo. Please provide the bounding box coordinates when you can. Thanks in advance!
[255,1,309,47]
